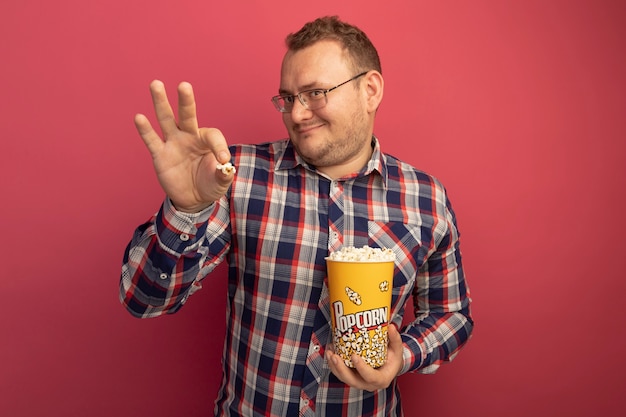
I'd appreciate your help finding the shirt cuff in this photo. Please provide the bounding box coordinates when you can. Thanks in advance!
[400,333,424,375]
[155,198,214,254]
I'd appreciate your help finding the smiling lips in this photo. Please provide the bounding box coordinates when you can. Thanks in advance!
[295,122,324,135]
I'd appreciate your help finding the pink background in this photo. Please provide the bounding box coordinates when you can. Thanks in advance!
[1,1,625,416]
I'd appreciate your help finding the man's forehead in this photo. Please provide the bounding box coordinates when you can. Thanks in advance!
[279,42,351,92]
[282,40,348,67]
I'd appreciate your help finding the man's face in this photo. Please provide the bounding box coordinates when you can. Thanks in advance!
[279,40,374,179]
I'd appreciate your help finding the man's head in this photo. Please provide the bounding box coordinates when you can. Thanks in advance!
[277,16,384,180]
[285,16,381,75]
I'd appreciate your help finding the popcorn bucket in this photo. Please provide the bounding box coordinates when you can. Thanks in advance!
[326,251,394,368]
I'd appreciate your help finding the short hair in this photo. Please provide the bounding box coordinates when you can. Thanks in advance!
[285,16,382,74]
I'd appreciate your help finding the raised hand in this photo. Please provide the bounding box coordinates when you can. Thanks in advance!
[134,80,234,213]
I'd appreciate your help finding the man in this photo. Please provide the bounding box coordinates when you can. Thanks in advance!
[121,16,473,417]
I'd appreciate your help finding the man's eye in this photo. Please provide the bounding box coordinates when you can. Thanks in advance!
[283,96,295,104]
[307,90,325,98]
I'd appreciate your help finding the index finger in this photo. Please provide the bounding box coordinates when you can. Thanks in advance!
[197,127,231,165]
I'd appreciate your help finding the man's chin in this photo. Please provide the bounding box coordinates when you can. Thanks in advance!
[291,133,321,150]
[293,141,328,164]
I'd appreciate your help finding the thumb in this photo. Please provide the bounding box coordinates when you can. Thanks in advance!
[388,323,403,349]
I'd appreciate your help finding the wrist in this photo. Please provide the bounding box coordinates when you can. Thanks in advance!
[170,200,213,214]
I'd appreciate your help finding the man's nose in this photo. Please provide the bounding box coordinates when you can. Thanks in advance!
[289,97,313,122]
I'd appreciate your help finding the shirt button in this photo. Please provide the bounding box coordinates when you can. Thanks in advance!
[159,273,168,280]
[313,345,320,352]
[180,233,190,241]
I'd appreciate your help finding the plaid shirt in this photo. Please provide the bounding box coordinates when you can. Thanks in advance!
[120,137,473,417]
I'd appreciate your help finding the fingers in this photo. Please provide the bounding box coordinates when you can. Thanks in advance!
[149,80,179,138]
[177,82,199,133]
[349,355,381,388]
[325,325,405,392]
[198,127,231,165]
[140,80,226,158]
[325,350,352,380]
[134,113,163,156]
[149,80,199,136]
[326,350,376,391]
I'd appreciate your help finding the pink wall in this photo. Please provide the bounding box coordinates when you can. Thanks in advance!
[1,1,624,416]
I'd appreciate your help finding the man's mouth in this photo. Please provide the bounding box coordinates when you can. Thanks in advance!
[295,123,324,135]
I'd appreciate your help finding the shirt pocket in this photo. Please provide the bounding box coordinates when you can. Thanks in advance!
[366,220,423,323]
[367,220,423,271]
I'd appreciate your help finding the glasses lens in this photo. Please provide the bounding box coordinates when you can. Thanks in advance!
[302,90,327,110]
[272,96,287,112]
[271,90,328,112]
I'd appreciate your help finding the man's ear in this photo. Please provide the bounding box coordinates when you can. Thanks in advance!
[363,71,384,112]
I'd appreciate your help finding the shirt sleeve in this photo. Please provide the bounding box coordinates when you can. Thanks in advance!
[119,197,231,318]
[398,191,474,374]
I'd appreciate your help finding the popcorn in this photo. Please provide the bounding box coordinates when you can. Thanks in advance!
[333,325,388,368]
[345,286,362,306]
[216,162,236,175]
[327,245,396,262]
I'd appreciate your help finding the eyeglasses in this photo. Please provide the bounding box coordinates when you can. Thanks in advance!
[271,71,368,113]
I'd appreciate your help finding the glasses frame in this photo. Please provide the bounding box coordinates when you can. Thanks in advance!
[271,71,369,113]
